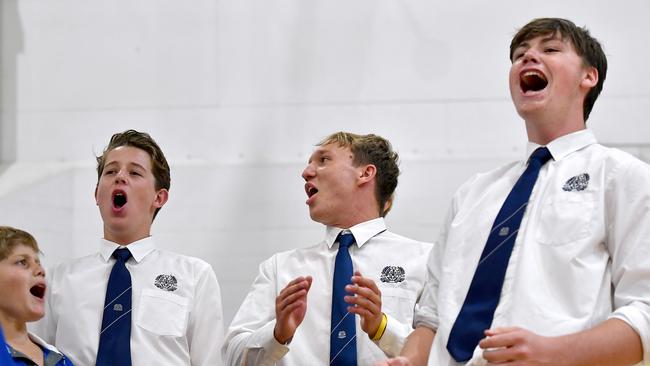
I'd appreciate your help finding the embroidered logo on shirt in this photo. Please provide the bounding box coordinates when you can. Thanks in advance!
[562,173,590,192]
[380,266,406,283]
[154,274,178,292]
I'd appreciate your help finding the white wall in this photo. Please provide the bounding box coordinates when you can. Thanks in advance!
[1,0,649,324]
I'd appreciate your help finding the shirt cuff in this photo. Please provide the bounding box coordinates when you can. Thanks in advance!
[609,302,650,364]
[374,313,409,357]
[244,321,290,365]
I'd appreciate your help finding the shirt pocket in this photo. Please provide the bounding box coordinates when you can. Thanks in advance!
[380,286,418,320]
[136,289,189,337]
[535,193,596,246]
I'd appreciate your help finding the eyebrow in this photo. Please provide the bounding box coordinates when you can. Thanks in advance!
[104,161,147,171]
[14,253,39,263]
[516,34,565,49]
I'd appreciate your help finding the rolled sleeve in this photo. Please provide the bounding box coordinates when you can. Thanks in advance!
[610,302,650,364]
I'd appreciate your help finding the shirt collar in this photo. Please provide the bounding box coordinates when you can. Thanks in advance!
[99,236,156,263]
[526,129,597,162]
[325,217,387,249]
[27,332,61,355]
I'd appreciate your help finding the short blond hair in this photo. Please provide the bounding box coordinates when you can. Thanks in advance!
[0,226,39,260]
[318,132,399,217]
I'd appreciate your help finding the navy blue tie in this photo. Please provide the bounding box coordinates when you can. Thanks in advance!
[97,248,133,366]
[330,232,357,366]
[447,147,552,361]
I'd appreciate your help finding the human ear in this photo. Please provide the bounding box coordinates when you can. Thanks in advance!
[153,189,169,208]
[358,164,377,185]
[581,66,598,89]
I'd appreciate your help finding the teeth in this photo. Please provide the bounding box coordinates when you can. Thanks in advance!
[307,187,318,197]
[523,70,547,81]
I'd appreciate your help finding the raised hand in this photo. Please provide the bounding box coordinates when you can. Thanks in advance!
[273,276,313,344]
[345,271,383,337]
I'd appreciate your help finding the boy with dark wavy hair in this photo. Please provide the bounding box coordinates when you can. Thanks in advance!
[380,18,650,366]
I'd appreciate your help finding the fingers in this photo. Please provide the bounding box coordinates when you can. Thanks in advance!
[344,274,381,313]
[344,272,383,335]
[274,276,313,343]
[480,327,522,349]
[373,357,411,366]
[276,276,312,314]
[484,326,520,337]
[351,271,381,295]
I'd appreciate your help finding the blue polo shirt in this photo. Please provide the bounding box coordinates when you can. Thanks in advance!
[1,328,73,366]
[1,326,13,365]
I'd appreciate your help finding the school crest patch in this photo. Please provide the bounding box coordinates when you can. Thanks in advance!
[562,173,590,192]
[380,266,406,283]
[154,274,178,292]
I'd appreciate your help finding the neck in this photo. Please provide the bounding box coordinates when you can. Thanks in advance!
[520,99,587,145]
[329,206,380,229]
[104,233,151,246]
[0,314,30,347]
[104,229,150,246]
[524,116,585,145]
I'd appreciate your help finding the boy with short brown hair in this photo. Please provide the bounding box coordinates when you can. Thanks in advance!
[34,130,224,366]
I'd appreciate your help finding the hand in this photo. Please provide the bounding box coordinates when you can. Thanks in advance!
[344,271,383,336]
[479,327,559,365]
[374,356,411,366]
[273,276,313,344]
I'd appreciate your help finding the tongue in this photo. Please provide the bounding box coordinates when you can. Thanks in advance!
[30,286,44,299]
[522,74,548,92]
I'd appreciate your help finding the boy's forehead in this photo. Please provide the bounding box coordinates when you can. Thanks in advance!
[516,31,567,48]
[311,143,350,158]
[105,145,153,168]
[7,243,39,258]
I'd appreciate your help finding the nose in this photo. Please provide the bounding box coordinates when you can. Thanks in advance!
[35,262,45,278]
[114,169,127,184]
[521,48,539,64]
[302,163,315,181]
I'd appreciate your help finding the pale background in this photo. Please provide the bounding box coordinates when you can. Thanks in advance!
[1,0,649,325]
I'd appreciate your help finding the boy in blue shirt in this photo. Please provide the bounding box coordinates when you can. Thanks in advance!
[0,226,73,366]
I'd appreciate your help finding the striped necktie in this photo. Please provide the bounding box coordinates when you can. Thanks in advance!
[96,247,133,366]
[447,147,552,361]
[330,232,357,365]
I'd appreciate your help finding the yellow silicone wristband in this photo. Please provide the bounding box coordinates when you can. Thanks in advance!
[371,313,388,341]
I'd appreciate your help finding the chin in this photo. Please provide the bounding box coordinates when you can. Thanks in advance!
[26,308,45,322]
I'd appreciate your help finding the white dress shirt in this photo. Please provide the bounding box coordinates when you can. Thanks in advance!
[224,217,432,366]
[32,237,225,366]
[415,129,650,365]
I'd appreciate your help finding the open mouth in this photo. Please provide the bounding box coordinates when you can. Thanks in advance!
[112,190,128,209]
[30,284,46,299]
[305,184,318,198]
[520,70,548,93]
